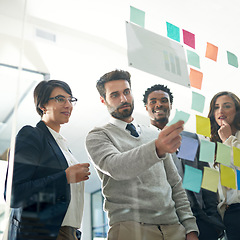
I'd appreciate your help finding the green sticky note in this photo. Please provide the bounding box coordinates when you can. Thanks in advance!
[130,6,145,28]
[191,91,205,113]
[227,51,238,68]
[216,142,231,166]
[196,115,211,137]
[182,165,202,193]
[199,139,215,163]
[233,147,240,167]
[220,165,236,189]
[187,50,200,69]
[201,167,219,192]
[167,109,190,126]
[166,22,180,42]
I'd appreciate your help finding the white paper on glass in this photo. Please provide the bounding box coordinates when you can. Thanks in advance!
[126,21,190,88]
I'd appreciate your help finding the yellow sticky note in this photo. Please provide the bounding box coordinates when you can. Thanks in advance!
[220,165,236,189]
[201,167,219,192]
[196,115,211,137]
[233,147,240,167]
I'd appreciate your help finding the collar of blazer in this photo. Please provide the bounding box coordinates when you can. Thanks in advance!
[36,120,69,170]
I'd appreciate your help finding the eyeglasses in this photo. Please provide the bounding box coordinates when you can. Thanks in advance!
[48,96,78,106]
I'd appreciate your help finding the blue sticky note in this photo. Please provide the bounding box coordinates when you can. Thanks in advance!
[182,165,203,193]
[237,169,240,190]
[166,22,180,42]
[167,109,190,126]
[191,91,205,113]
[177,135,199,161]
[187,50,200,69]
[130,6,145,28]
[199,140,215,163]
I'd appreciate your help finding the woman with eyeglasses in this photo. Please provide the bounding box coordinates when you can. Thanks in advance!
[5,80,90,240]
[208,91,240,240]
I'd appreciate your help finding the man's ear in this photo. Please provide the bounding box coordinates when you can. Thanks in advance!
[145,105,149,111]
[100,96,106,105]
[170,104,172,110]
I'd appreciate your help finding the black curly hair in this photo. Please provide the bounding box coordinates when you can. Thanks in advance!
[143,84,173,105]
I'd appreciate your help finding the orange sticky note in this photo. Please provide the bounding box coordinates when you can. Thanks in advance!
[189,68,203,90]
[201,167,219,192]
[220,165,236,189]
[205,42,218,61]
[233,147,240,167]
[196,115,211,137]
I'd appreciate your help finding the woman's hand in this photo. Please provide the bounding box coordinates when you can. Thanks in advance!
[218,120,232,142]
[65,163,91,183]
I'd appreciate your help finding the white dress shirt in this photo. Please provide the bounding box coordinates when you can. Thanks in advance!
[47,126,84,228]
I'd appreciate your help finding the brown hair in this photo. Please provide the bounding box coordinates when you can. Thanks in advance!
[34,80,72,117]
[96,69,131,99]
[207,91,240,143]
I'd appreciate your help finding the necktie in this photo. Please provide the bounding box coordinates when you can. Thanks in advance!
[126,123,139,137]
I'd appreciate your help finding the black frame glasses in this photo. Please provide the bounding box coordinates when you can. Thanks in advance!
[48,95,78,106]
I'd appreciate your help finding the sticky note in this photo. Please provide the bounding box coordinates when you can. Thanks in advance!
[187,50,200,69]
[130,6,145,28]
[220,165,236,189]
[233,147,240,167]
[201,167,219,192]
[199,139,215,163]
[205,42,218,61]
[166,22,180,42]
[236,169,240,190]
[177,135,199,161]
[182,165,202,193]
[216,142,231,166]
[167,109,190,126]
[191,91,205,113]
[183,29,195,49]
[227,51,238,68]
[196,115,211,137]
[189,68,203,90]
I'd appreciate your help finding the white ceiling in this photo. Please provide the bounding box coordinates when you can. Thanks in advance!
[0,0,240,193]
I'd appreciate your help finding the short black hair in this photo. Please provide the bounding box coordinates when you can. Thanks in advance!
[96,69,131,99]
[143,84,173,105]
[34,80,72,117]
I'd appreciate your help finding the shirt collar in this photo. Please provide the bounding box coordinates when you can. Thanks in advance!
[109,117,138,131]
[46,125,66,142]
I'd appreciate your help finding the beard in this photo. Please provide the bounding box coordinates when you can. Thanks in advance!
[152,108,170,124]
[155,116,168,123]
[107,101,134,120]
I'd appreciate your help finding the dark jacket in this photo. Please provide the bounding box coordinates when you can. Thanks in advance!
[5,121,70,239]
[174,131,225,238]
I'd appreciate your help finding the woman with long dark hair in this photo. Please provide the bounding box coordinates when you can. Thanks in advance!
[208,91,240,240]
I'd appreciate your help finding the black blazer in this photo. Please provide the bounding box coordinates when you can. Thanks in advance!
[175,131,225,237]
[5,121,70,240]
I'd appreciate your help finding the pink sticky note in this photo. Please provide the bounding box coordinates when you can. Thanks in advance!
[183,29,195,49]
[205,42,218,61]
